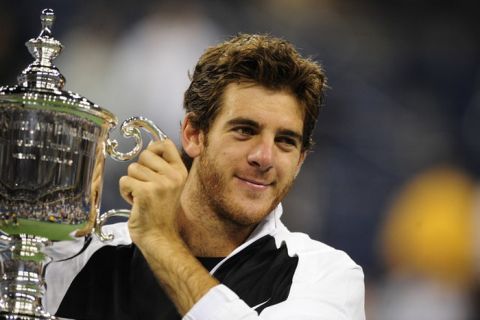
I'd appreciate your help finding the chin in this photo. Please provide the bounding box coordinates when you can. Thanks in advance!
[220,199,277,227]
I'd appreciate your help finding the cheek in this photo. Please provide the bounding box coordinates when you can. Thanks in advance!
[277,156,302,180]
[205,146,237,170]
[219,146,245,163]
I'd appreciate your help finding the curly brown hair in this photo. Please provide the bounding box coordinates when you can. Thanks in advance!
[184,33,326,152]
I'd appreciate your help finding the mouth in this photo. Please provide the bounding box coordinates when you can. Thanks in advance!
[235,176,273,190]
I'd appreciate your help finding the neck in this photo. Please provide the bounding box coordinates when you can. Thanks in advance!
[178,170,255,257]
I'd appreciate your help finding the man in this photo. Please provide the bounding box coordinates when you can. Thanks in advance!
[46,34,365,320]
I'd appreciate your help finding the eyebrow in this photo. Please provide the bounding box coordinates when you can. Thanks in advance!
[226,117,260,129]
[226,117,303,143]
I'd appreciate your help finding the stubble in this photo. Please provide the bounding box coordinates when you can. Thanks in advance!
[196,147,295,228]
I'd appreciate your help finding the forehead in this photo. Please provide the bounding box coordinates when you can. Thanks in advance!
[214,83,305,130]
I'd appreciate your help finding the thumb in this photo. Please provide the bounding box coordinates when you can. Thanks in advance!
[119,175,135,205]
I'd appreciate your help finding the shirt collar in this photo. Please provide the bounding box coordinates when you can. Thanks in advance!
[209,203,284,274]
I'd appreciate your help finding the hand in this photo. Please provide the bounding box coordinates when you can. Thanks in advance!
[119,139,188,247]
[120,139,219,315]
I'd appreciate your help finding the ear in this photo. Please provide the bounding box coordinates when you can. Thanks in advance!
[181,114,204,158]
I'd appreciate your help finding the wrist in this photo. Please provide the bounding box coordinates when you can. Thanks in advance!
[132,228,186,259]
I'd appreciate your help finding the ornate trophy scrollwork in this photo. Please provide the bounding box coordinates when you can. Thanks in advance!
[0,9,166,319]
[106,117,168,162]
[97,116,167,241]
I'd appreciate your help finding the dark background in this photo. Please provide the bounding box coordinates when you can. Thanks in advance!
[1,1,479,318]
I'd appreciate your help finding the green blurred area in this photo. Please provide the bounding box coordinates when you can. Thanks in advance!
[1,218,86,241]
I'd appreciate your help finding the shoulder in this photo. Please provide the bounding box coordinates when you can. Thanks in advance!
[264,208,362,277]
[268,228,365,318]
[272,227,363,286]
[274,227,361,272]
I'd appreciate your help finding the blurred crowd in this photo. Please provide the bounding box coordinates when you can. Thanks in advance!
[1,0,479,318]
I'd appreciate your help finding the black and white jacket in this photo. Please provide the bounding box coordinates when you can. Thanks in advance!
[45,205,365,320]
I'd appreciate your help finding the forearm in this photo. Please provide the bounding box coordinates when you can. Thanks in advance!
[135,232,220,316]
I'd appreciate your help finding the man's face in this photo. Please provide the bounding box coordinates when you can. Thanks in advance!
[193,83,305,227]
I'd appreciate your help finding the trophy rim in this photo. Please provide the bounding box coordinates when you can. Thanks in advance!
[0,85,118,127]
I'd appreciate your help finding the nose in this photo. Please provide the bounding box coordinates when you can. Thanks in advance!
[247,137,274,171]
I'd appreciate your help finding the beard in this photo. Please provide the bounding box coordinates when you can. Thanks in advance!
[195,146,295,228]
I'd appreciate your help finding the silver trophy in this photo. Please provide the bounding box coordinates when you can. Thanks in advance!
[0,9,166,319]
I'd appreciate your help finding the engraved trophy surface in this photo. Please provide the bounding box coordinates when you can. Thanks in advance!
[0,9,165,319]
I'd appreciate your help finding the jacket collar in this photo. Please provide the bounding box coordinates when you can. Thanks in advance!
[209,204,284,274]
[246,203,283,242]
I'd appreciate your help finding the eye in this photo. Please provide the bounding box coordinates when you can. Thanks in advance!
[276,136,299,150]
[233,126,256,137]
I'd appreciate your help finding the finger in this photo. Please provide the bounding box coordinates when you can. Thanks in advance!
[119,175,149,205]
[127,162,157,181]
[147,139,184,167]
[119,175,134,205]
[137,149,169,173]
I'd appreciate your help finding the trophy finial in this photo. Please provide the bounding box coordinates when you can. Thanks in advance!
[40,8,55,37]
[17,8,65,90]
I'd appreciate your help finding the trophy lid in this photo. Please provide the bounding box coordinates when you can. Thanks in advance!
[0,9,117,126]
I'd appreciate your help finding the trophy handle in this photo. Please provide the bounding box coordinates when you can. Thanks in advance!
[94,209,131,241]
[106,116,167,161]
[98,117,167,241]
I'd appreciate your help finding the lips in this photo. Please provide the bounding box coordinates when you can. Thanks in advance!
[235,175,273,188]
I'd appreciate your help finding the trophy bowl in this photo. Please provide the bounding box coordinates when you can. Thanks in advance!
[0,9,165,319]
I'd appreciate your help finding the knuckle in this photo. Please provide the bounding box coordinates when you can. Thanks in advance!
[119,175,128,186]
[138,151,147,163]
[138,149,153,163]
[118,178,131,197]
[164,138,175,148]
[127,162,139,175]
[173,170,187,184]
[180,167,188,180]
[147,140,163,151]
[151,182,165,194]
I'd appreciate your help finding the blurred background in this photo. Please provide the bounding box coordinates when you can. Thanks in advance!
[1,0,479,318]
